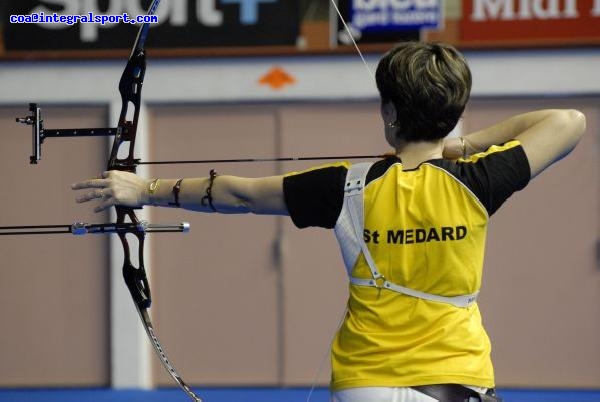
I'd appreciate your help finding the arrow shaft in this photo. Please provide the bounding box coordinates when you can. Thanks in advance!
[138,155,382,165]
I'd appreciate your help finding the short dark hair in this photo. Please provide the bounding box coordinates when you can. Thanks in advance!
[375,42,472,141]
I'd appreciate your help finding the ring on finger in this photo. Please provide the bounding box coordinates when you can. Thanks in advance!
[99,189,105,199]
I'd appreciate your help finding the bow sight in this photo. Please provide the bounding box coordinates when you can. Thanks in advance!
[17,102,119,165]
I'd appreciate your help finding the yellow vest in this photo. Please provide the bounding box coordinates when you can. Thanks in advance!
[331,157,493,390]
[282,140,529,391]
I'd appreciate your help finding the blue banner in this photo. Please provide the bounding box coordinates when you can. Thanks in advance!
[349,0,442,33]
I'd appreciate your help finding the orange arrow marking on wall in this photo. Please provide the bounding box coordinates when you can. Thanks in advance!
[258,66,296,90]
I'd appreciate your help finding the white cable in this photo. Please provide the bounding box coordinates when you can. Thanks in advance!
[305,307,348,402]
[330,0,376,83]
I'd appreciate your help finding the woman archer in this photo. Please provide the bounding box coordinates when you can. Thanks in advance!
[73,42,585,402]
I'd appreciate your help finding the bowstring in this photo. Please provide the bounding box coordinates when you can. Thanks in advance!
[305,307,348,402]
[330,0,376,83]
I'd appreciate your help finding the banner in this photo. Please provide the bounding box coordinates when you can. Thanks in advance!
[3,0,300,52]
[336,0,427,44]
[460,0,600,45]
[350,0,442,32]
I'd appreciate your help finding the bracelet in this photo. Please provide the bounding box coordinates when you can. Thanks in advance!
[201,169,218,212]
[459,137,467,159]
[169,178,184,207]
[147,178,160,206]
[148,178,160,193]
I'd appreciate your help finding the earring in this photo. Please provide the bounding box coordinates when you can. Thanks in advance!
[387,121,397,128]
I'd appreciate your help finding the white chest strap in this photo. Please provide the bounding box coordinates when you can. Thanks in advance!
[334,162,479,309]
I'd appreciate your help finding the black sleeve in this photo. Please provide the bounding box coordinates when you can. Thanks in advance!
[457,144,531,216]
[283,165,348,229]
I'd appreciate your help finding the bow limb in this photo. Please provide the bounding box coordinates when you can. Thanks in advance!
[108,1,202,400]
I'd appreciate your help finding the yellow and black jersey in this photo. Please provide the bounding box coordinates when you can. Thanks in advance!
[282,140,530,390]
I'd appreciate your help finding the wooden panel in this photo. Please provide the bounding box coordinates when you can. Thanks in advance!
[148,105,280,386]
[463,98,600,387]
[0,105,110,386]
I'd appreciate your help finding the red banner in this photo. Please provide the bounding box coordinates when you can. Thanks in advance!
[460,0,600,45]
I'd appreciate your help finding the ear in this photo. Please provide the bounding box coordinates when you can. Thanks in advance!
[381,101,397,125]
[381,101,400,149]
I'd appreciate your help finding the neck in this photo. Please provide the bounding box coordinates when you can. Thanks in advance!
[395,139,444,169]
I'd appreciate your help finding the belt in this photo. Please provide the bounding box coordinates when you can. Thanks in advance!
[412,384,503,402]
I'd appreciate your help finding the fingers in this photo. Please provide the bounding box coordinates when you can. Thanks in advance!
[76,188,115,212]
[72,172,113,212]
[73,171,143,212]
[71,177,111,190]
[94,198,115,213]
[75,187,113,204]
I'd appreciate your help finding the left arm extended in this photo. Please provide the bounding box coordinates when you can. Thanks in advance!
[72,171,288,216]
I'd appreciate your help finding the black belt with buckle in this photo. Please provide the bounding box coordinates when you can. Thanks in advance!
[412,384,503,402]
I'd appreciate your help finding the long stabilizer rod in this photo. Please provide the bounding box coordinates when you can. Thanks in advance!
[0,222,190,235]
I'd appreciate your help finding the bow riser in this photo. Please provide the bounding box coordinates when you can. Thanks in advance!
[111,37,151,310]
